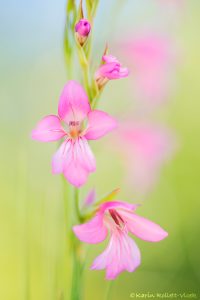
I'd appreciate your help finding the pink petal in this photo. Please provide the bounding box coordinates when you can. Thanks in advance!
[76,137,96,172]
[63,137,96,187]
[121,211,168,242]
[91,230,141,280]
[52,139,72,174]
[119,67,129,77]
[83,188,96,207]
[64,162,89,187]
[31,115,65,142]
[73,213,107,244]
[99,201,137,214]
[85,110,117,140]
[102,55,119,63]
[58,80,91,124]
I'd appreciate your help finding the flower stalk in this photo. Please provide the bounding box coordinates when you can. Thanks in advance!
[31,0,169,298]
[70,188,84,300]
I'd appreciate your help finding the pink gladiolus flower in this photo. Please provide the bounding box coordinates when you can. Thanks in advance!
[73,200,168,280]
[116,122,176,194]
[95,54,129,89]
[121,34,176,106]
[32,80,117,187]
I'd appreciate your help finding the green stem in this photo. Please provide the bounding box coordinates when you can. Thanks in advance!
[62,178,72,300]
[64,0,77,79]
[63,182,83,300]
[70,236,83,300]
[77,44,91,101]
[105,281,114,300]
[70,187,84,300]
[74,188,83,222]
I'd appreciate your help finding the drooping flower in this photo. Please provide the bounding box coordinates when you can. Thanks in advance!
[32,80,117,187]
[114,121,176,194]
[95,54,129,90]
[75,18,91,46]
[73,200,168,280]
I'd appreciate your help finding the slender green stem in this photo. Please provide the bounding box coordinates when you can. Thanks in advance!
[62,177,70,228]
[64,0,77,78]
[105,281,114,300]
[70,187,84,300]
[74,187,83,222]
[76,44,92,101]
[62,182,84,300]
[62,178,72,300]
[70,235,83,300]
[91,89,101,109]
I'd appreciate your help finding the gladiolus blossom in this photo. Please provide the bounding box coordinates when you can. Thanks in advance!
[32,80,117,187]
[121,34,176,106]
[116,122,176,194]
[73,200,168,280]
[95,54,129,89]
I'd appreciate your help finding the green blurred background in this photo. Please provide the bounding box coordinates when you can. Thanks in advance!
[1,0,200,299]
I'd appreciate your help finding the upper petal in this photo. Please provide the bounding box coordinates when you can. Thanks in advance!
[91,230,141,280]
[58,80,91,124]
[95,62,119,80]
[121,211,168,242]
[96,62,129,80]
[99,201,138,214]
[31,115,66,142]
[102,55,119,63]
[85,110,117,140]
[73,213,107,244]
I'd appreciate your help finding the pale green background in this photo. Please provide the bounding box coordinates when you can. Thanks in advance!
[1,1,200,299]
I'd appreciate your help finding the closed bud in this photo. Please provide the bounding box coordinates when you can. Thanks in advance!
[75,19,91,46]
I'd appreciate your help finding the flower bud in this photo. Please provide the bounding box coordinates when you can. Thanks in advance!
[75,19,91,46]
[95,54,129,90]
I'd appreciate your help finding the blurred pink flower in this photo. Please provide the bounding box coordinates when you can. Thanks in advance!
[121,34,176,106]
[95,54,129,89]
[32,80,116,187]
[73,200,168,280]
[83,188,96,207]
[116,122,176,194]
[158,0,185,10]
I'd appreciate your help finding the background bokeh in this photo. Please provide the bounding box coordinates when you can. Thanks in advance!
[1,0,200,299]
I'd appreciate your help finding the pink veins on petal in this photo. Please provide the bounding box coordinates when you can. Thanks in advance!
[73,200,168,280]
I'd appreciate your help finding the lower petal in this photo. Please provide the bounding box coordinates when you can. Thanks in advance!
[91,230,141,280]
[76,137,96,172]
[52,139,72,174]
[62,137,96,187]
[73,213,107,244]
[63,160,89,188]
